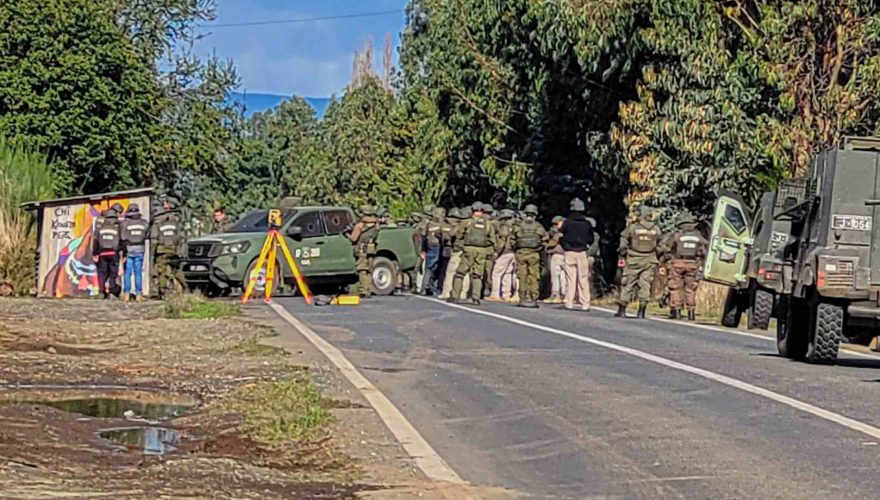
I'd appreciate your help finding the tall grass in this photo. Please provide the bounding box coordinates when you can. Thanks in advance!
[0,137,56,295]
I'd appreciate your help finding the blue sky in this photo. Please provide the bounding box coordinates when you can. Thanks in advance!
[194,1,407,98]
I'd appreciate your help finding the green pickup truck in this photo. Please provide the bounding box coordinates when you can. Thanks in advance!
[182,206,419,296]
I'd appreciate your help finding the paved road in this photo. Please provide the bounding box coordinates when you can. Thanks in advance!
[278,295,880,499]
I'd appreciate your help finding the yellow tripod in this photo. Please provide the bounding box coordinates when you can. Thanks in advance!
[241,209,313,305]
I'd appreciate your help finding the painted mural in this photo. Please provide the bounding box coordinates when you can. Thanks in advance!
[38,195,151,298]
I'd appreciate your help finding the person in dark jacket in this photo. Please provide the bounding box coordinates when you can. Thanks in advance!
[121,204,149,302]
[93,208,122,299]
[560,198,595,311]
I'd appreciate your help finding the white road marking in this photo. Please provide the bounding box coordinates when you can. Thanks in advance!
[269,303,464,484]
[590,306,880,360]
[425,298,880,441]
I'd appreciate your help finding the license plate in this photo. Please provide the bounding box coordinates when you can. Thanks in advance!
[189,265,208,272]
[831,214,872,231]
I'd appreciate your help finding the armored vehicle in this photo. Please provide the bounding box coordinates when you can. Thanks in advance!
[706,137,880,363]
[182,206,419,297]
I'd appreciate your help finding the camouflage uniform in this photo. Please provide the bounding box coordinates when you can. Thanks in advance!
[617,206,662,318]
[348,207,380,297]
[450,203,496,304]
[150,203,183,298]
[511,205,548,307]
[660,214,708,320]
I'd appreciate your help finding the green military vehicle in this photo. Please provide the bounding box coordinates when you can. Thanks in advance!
[706,137,880,363]
[182,206,418,297]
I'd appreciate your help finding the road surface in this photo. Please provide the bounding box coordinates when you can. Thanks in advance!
[278,295,880,499]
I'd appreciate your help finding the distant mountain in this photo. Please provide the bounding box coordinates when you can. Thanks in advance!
[228,92,332,118]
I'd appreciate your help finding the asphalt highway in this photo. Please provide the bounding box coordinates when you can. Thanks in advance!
[279,295,880,499]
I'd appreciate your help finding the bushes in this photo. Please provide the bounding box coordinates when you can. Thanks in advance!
[0,137,55,295]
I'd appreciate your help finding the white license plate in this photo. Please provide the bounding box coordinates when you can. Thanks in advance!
[190,265,208,272]
[831,214,872,231]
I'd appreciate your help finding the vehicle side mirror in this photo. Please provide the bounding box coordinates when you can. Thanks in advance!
[287,225,303,239]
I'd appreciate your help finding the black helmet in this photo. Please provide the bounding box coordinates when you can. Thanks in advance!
[126,204,140,215]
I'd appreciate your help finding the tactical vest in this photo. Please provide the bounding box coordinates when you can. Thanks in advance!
[673,230,703,259]
[122,219,149,246]
[629,223,661,253]
[357,221,379,256]
[425,220,443,247]
[96,219,120,252]
[157,219,180,248]
[515,220,544,250]
[463,217,491,247]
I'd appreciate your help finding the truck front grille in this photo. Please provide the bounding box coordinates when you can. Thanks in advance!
[187,243,213,259]
[825,261,855,288]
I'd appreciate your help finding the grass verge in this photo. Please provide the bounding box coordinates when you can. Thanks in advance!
[163,293,240,319]
[232,375,331,447]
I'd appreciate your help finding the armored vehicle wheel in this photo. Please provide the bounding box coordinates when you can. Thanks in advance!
[748,288,774,331]
[805,299,843,364]
[245,258,280,299]
[721,288,743,328]
[371,257,398,296]
[776,296,808,360]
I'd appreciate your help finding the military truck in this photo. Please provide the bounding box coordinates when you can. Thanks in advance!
[706,136,880,363]
[182,206,419,297]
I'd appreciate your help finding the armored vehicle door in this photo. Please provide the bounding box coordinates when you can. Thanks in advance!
[320,209,357,273]
[704,194,752,287]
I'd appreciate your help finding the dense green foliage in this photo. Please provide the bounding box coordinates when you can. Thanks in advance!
[4,0,880,248]
[0,137,56,294]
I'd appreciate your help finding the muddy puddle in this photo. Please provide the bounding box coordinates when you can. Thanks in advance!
[0,388,197,421]
[100,427,182,455]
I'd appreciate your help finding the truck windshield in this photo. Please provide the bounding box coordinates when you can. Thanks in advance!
[226,210,297,233]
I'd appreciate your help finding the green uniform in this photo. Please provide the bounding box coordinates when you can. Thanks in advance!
[659,222,708,311]
[618,219,662,306]
[150,210,183,297]
[349,215,380,295]
[451,215,496,301]
[512,218,548,303]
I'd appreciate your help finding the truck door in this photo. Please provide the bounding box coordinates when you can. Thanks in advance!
[282,211,330,276]
[320,209,357,273]
[704,194,752,287]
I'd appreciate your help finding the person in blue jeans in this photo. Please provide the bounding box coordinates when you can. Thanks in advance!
[120,204,150,302]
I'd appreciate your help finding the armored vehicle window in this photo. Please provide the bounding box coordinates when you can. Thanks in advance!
[724,205,747,234]
[294,212,324,238]
[227,210,296,233]
[323,210,353,235]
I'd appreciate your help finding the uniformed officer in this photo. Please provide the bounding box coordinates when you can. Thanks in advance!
[414,204,435,292]
[93,207,122,299]
[488,209,517,302]
[419,207,447,295]
[482,204,496,298]
[348,206,380,298]
[661,213,708,320]
[449,202,496,305]
[150,197,184,298]
[544,215,567,304]
[439,208,471,300]
[512,204,547,308]
[121,204,149,302]
[211,206,230,234]
[616,205,663,318]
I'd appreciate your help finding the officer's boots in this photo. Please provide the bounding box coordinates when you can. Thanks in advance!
[637,302,647,319]
[687,309,696,321]
[669,308,680,320]
[615,304,627,318]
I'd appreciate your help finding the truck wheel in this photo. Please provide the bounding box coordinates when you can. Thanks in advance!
[371,257,398,296]
[776,296,808,360]
[244,259,280,299]
[721,289,743,328]
[806,301,843,364]
[748,288,774,331]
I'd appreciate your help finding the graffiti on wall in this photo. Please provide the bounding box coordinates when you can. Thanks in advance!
[38,196,150,298]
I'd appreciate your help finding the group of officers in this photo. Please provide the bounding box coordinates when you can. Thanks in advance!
[91,196,186,300]
[348,199,709,321]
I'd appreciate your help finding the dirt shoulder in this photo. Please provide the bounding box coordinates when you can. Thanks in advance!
[0,297,504,499]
